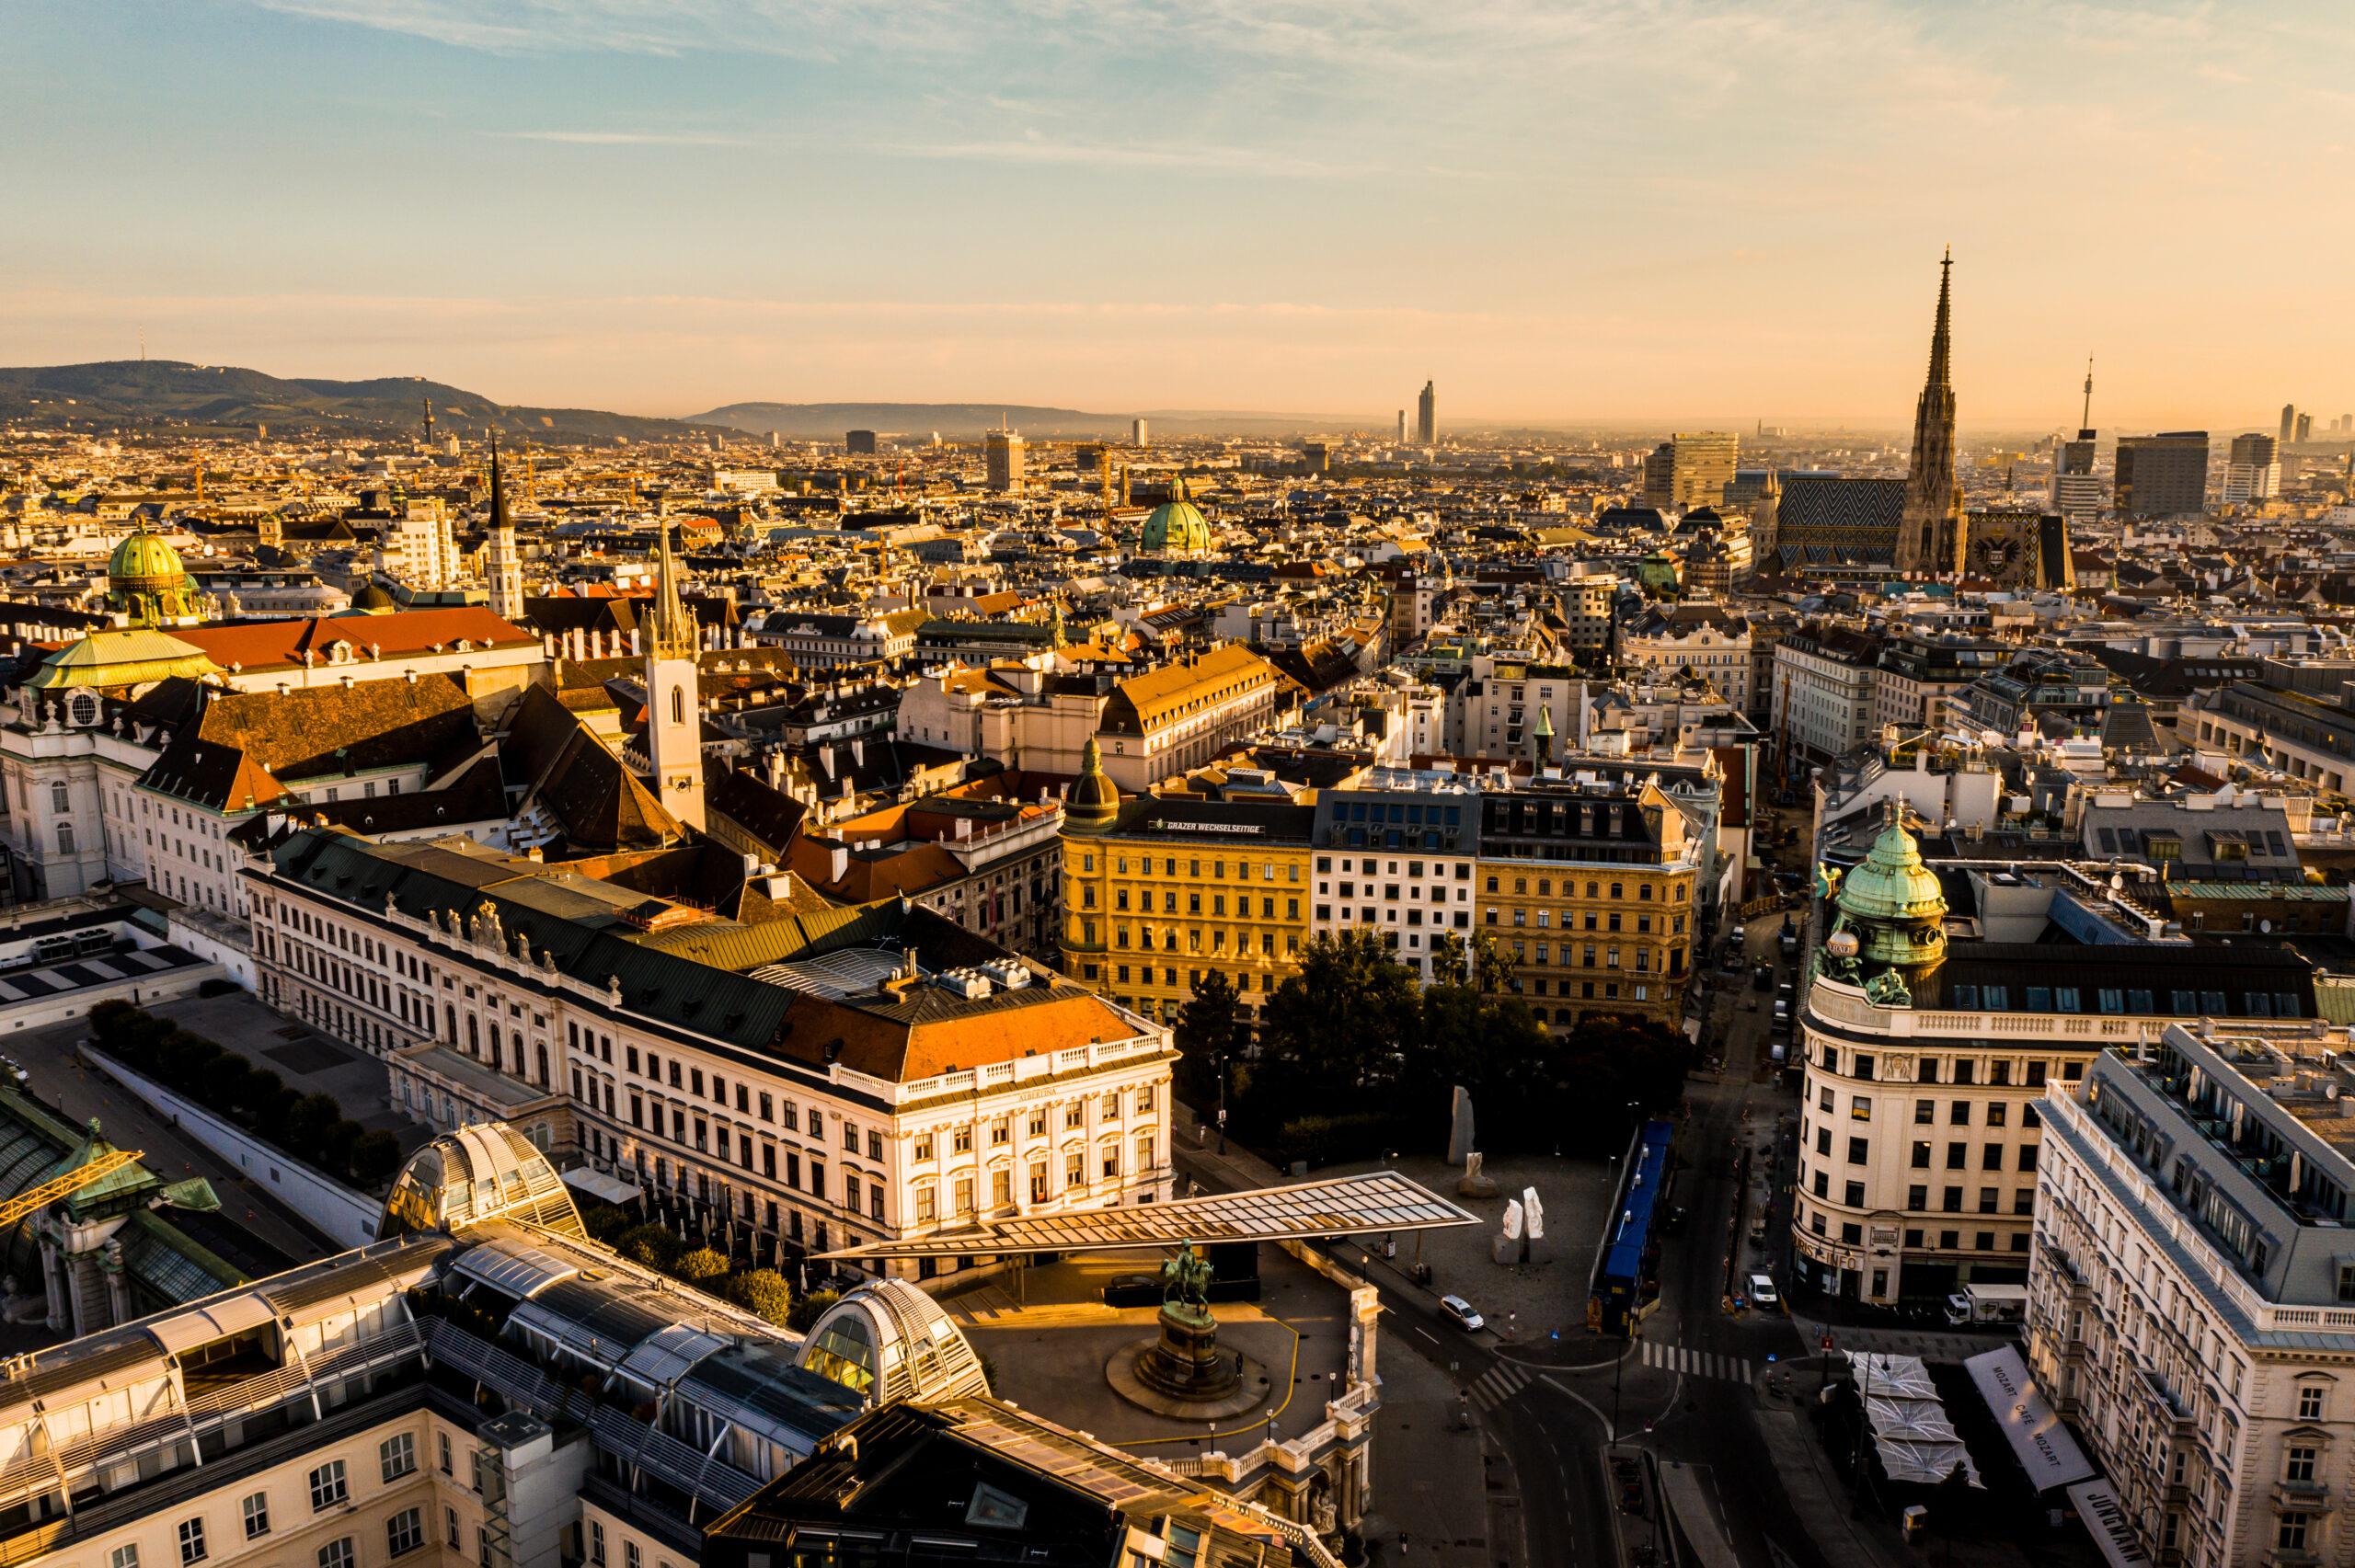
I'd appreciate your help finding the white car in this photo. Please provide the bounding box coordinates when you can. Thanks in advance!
[1440,1295,1485,1332]
[1746,1273,1779,1307]
[1728,924,1746,946]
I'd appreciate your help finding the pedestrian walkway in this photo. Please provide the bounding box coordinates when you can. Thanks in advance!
[1466,1359,1532,1411]
[1638,1341,1753,1383]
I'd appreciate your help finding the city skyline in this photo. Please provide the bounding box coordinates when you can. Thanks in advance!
[6,1,2355,426]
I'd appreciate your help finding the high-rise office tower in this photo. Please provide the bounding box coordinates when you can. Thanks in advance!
[1396,410,1407,442]
[2281,404,2298,446]
[2224,432,2280,503]
[984,429,1024,491]
[2115,431,2211,518]
[1897,250,1963,573]
[2297,411,2314,443]
[1416,381,1436,445]
[845,429,878,455]
[1642,432,1740,509]
[1132,418,1148,447]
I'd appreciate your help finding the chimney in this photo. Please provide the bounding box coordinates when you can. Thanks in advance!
[850,738,864,767]
[829,843,849,883]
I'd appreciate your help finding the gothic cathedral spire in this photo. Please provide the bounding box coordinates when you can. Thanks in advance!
[649,517,696,658]
[1898,249,1964,576]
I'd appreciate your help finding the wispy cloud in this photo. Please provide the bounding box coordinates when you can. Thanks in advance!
[875,138,1373,177]
[500,129,754,145]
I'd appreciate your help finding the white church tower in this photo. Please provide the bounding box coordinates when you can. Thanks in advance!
[484,442,524,622]
[643,521,706,830]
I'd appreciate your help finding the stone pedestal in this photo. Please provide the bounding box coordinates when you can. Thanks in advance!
[1106,1304,1268,1420]
[1136,1305,1241,1402]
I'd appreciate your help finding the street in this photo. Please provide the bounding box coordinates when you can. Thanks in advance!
[1173,903,1854,1568]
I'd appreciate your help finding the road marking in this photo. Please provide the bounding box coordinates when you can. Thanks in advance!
[1639,1341,1754,1385]
[1469,1360,1533,1409]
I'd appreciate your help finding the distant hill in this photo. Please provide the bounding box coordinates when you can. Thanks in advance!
[691,400,1365,440]
[0,361,720,444]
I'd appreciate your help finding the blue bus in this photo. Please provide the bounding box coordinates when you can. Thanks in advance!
[1590,1119,1676,1335]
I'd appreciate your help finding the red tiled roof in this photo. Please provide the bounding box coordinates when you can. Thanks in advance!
[179,608,536,671]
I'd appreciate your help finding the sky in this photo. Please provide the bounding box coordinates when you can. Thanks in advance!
[5,1,2353,430]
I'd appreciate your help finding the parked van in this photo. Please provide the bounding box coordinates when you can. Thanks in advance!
[1942,1282,2028,1325]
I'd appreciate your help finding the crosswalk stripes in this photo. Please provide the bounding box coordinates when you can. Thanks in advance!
[1467,1359,1533,1410]
[1638,1340,1754,1384]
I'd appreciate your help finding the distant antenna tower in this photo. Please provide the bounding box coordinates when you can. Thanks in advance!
[423,396,435,447]
[2081,355,2094,431]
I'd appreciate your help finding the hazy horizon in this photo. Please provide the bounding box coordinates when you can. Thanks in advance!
[8,2,2353,431]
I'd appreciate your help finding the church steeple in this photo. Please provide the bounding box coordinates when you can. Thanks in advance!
[649,521,696,658]
[1924,246,1953,390]
[1898,249,1963,576]
[640,520,705,830]
[488,436,510,531]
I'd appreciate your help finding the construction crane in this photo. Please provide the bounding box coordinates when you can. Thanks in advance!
[0,1149,143,1230]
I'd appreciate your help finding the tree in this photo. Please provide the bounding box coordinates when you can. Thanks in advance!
[615,1223,682,1273]
[319,1119,363,1178]
[1249,931,1420,1134]
[723,1268,795,1326]
[1429,931,1469,986]
[787,1288,841,1333]
[1470,932,1519,995]
[1172,968,1240,1109]
[240,1068,284,1118]
[200,1057,253,1115]
[284,1093,341,1160]
[580,1203,634,1242]
[350,1129,404,1186]
[673,1247,729,1285]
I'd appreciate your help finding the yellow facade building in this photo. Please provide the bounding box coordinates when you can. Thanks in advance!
[1474,776,1702,1030]
[1060,741,1315,1023]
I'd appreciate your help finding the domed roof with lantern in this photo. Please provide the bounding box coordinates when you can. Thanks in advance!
[1821,804,1949,982]
[106,522,204,625]
[1139,475,1213,555]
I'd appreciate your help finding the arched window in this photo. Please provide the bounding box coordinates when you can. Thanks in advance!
[55,824,74,855]
[671,686,685,726]
[68,693,97,727]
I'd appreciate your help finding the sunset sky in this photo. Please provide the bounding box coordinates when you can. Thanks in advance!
[6,1,2352,430]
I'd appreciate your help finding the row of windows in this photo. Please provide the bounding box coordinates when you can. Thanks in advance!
[1817,1047,2078,1087]
[1095,888,1303,917]
[1079,854,1302,882]
[121,1439,419,1568]
[1940,983,2306,1018]
[1805,1210,2034,1254]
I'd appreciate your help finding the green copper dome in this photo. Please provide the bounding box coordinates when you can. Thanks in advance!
[1140,476,1212,555]
[107,524,201,625]
[1832,818,1948,973]
[109,526,186,588]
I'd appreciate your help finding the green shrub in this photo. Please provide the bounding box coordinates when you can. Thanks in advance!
[88,1000,136,1042]
[673,1247,729,1285]
[579,1203,634,1242]
[318,1119,364,1177]
[786,1288,840,1333]
[722,1269,794,1327]
[615,1223,682,1273]
[284,1093,341,1159]
[350,1129,404,1186]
